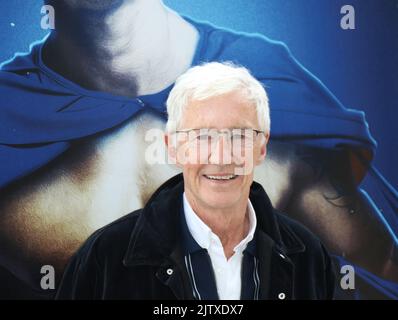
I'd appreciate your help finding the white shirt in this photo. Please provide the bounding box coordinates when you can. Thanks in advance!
[183,193,257,300]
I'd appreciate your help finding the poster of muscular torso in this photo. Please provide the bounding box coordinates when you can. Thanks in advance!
[0,0,397,300]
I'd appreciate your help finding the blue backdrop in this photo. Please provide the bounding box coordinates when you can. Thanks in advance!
[0,0,397,187]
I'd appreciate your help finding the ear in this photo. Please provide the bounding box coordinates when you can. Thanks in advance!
[164,133,182,168]
[256,133,269,164]
[165,133,176,164]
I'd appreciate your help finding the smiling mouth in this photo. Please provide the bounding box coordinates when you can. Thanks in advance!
[203,174,238,181]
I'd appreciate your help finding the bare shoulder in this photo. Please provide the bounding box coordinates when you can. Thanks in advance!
[254,140,319,209]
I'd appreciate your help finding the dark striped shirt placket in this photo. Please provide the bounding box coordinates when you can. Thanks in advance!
[184,254,202,300]
[253,256,260,300]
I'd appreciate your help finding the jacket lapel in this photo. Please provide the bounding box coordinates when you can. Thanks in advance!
[155,246,195,300]
[267,248,296,300]
[250,182,305,300]
[123,175,194,299]
[256,229,295,300]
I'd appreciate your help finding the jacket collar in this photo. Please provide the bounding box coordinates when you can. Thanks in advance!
[123,173,305,266]
[122,173,306,299]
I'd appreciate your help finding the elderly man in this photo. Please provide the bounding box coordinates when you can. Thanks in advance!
[56,62,335,300]
[0,0,396,299]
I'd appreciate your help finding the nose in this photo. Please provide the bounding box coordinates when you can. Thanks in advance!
[208,133,232,165]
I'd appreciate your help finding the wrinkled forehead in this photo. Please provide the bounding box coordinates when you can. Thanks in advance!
[182,92,259,129]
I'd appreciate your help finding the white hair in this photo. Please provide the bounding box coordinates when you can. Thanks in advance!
[166,61,270,134]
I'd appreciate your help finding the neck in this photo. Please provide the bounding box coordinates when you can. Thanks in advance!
[186,192,250,259]
[43,0,198,97]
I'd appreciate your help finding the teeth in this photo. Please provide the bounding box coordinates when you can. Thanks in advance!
[205,175,237,180]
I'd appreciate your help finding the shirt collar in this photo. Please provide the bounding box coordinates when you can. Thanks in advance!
[182,192,257,255]
[234,199,257,254]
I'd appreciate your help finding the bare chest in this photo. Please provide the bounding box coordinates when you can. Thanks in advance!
[2,112,307,232]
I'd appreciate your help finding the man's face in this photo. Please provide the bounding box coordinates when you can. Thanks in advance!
[167,90,268,210]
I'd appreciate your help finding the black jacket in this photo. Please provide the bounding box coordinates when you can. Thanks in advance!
[56,174,336,300]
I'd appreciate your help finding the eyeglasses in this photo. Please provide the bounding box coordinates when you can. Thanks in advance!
[173,128,265,151]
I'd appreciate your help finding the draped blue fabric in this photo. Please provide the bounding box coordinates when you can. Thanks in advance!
[0,17,396,298]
